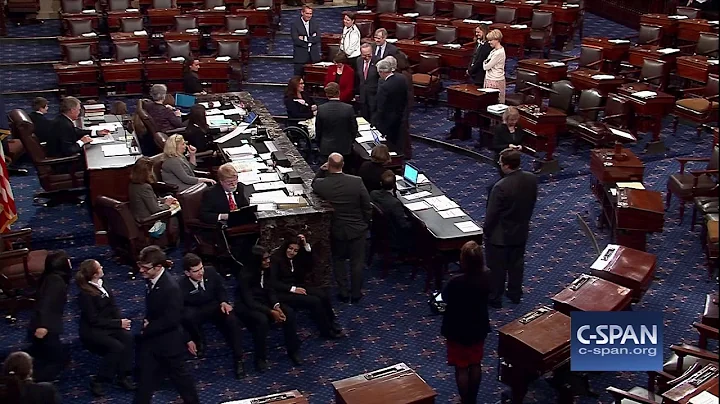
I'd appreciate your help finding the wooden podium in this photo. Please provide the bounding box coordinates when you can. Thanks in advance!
[551,274,632,315]
[589,244,657,302]
[332,363,436,404]
[222,390,308,404]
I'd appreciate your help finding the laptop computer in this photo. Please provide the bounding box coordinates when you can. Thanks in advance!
[361,129,383,153]
[226,204,258,228]
[175,93,196,109]
[397,163,420,191]
[244,111,258,127]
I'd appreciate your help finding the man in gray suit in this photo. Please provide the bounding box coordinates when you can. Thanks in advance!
[315,82,358,162]
[311,153,372,303]
[484,149,538,308]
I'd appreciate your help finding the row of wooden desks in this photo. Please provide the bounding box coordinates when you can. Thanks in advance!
[640,14,719,45]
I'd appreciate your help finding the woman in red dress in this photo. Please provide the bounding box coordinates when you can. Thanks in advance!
[324,51,355,103]
[440,241,491,404]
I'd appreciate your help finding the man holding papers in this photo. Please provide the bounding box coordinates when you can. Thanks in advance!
[484,149,537,308]
[200,163,249,223]
[47,96,109,160]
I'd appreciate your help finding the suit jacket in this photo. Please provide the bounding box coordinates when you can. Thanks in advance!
[184,124,213,153]
[144,102,184,132]
[373,74,408,146]
[315,100,358,156]
[355,57,379,104]
[235,266,279,316]
[441,272,491,345]
[371,42,398,63]
[492,124,526,153]
[142,270,186,355]
[77,281,123,338]
[28,274,68,335]
[183,72,204,94]
[269,249,311,292]
[180,266,228,308]
[324,64,356,103]
[484,169,538,246]
[129,182,170,222]
[312,170,372,240]
[29,111,51,144]
[290,17,321,64]
[199,183,249,224]
[370,189,412,248]
[0,382,61,404]
[284,92,315,121]
[46,114,89,158]
[358,161,386,193]
[468,41,492,85]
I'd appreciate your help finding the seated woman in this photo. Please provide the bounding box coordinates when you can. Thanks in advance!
[145,84,184,133]
[284,76,316,122]
[76,259,135,397]
[183,58,206,95]
[491,106,524,157]
[128,157,179,243]
[0,351,60,404]
[161,134,216,192]
[324,51,355,103]
[270,235,344,339]
[184,104,218,153]
[357,144,391,193]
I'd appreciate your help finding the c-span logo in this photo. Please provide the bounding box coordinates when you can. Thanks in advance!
[571,311,663,371]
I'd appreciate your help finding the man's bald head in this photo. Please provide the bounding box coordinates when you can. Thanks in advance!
[327,153,344,172]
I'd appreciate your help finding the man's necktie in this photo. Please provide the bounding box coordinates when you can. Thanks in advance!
[363,61,369,79]
[228,192,237,211]
[197,282,205,292]
[376,46,382,57]
[145,280,152,295]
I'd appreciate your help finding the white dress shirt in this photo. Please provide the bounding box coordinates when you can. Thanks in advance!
[218,190,239,221]
[89,279,109,297]
[149,268,165,290]
[189,277,205,291]
[302,19,312,48]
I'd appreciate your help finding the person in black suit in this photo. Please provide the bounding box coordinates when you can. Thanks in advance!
[184,104,218,153]
[356,43,380,122]
[373,57,409,151]
[371,28,398,63]
[27,250,72,383]
[46,96,109,159]
[369,170,412,252]
[441,241,491,404]
[29,97,51,144]
[312,153,372,302]
[180,253,246,379]
[467,25,491,86]
[315,82,358,162]
[234,246,303,372]
[358,144,391,193]
[75,259,135,396]
[0,351,61,404]
[484,149,538,308]
[291,6,321,77]
[134,246,199,404]
[182,58,205,95]
[270,234,345,339]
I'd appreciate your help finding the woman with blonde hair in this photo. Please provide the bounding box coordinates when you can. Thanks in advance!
[483,29,507,103]
[161,134,216,191]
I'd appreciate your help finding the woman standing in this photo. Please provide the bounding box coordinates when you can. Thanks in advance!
[483,29,507,104]
[284,76,316,121]
[76,259,136,396]
[440,241,491,404]
[0,351,60,403]
[183,58,205,95]
[161,134,216,192]
[324,51,356,103]
[339,12,361,68]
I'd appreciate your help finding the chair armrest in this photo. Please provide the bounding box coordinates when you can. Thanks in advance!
[195,150,214,159]
[606,387,657,404]
[0,248,30,261]
[586,59,604,68]
[36,154,82,166]
[427,67,441,76]
[559,56,579,63]
[166,127,186,135]
[193,170,211,178]
[151,181,179,195]
[601,113,626,122]
[707,94,718,101]
[689,169,719,177]
[0,228,32,242]
[699,48,718,56]
[137,210,173,227]
[679,86,707,95]
[640,74,664,82]
[677,157,711,163]
[694,322,719,348]
[678,43,696,53]
[669,344,719,362]
[578,106,606,113]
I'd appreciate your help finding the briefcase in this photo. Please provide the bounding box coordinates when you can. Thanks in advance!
[221,390,308,404]
[332,363,436,404]
[551,275,632,315]
[589,245,656,302]
[497,307,571,375]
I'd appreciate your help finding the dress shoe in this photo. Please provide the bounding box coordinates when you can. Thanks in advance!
[235,361,246,379]
[337,294,350,303]
[288,352,304,366]
[89,377,106,397]
[322,329,346,340]
[254,359,268,372]
[116,376,136,391]
[350,295,363,304]
[488,300,503,309]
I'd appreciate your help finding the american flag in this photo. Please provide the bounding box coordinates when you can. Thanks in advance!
[0,130,18,232]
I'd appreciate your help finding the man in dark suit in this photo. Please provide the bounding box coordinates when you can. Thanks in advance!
[373,57,408,151]
[46,96,109,158]
[29,97,51,144]
[180,253,246,379]
[134,246,199,404]
[371,28,398,63]
[467,25,491,86]
[315,82,358,162]
[311,153,372,303]
[290,5,321,77]
[234,246,302,372]
[356,43,380,122]
[483,149,538,308]
[369,170,412,252]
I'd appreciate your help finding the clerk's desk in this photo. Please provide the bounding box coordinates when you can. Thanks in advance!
[351,117,404,172]
[222,390,308,404]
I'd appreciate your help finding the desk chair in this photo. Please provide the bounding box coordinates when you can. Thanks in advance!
[411,52,443,106]
[559,45,604,71]
[693,196,719,231]
[283,125,313,163]
[528,11,553,58]
[494,7,517,24]
[357,20,375,39]
[368,203,392,277]
[216,41,245,82]
[679,32,719,57]
[120,16,144,32]
[6,0,41,26]
[567,89,605,146]
[395,22,416,40]
[204,0,223,8]
[0,228,47,323]
[377,0,397,14]
[671,73,719,137]
[414,0,434,16]
[575,93,633,147]
[505,69,539,106]
[449,3,473,20]
[675,6,700,19]
[1,129,28,176]
[666,145,719,222]
[166,40,192,58]
[625,24,662,46]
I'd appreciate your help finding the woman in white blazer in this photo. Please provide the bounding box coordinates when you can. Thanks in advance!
[340,12,361,68]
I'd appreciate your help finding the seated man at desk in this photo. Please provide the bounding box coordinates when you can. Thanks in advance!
[47,96,109,159]
[315,82,358,163]
[145,84,184,132]
[370,170,412,252]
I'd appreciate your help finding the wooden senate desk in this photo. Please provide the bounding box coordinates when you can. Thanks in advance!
[230,9,273,37]
[568,68,625,95]
[589,147,645,185]
[551,274,633,315]
[537,3,580,49]
[516,59,567,84]
[354,10,378,25]
[332,363,436,404]
[416,15,453,36]
[395,39,430,63]
[320,32,341,58]
[662,363,719,404]
[163,30,202,51]
[589,244,656,302]
[221,390,308,404]
[446,84,500,140]
[145,58,184,91]
[677,19,719,43]
[147,8,181,30]
[106,9,142,30]
[54,62,100,97]
[302,62,330,92]
[639,13,678,47]
[429,43,474,80]
[497,307,572,404]
[627,45,677,69]
[676,55,720,83]
[598,185,665,251]
[198,57,231,93]
[59,11,100,33]
[451,20,481,42]
[581,37,631,73]
[489,23,531,58]
[617,83,676,154]
[99,60,144,94]
[378,12,414,32]
[516,104,565,174]
[110,31,150,53]
[188,8,226,28]
[58,35,99,58]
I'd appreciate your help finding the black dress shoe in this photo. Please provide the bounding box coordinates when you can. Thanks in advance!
[116,376,136,391]
[235,361,246,379]
[331,321,343,333]
[337,294,350,303]
[507,296,521,304]
[254,359,268,372]
[90,377,106,397]
[288,352,304,366]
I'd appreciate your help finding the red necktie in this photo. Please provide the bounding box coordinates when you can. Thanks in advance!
[227,192,237,211]
[363,61,369,79]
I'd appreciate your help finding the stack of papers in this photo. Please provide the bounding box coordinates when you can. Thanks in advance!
[668,15,689,19]
[102,144,135,157]
[443,44,461,49]
[510,24,528,29]
[420,40,438,46]
[171,56,185,62]
[480,21,493,24]
[439,208,466,219]
[133,30,147,36]
[688,391,718,404]
[425,195,459,211]
[403,12,419,17]
[185,28,199,33]
[238,171,261,185]
[562,3,580,7]
[608,39,630,44]
[544,61,565,67]
[254,181,286,191]
[454,221,481,233]
[402,191,432,201]
[78,60,93,65]
[386,38,398,43]
[90,136,115,145]
[256,6,270,10]
[405,201,432,211]
[124,58,139,63]
[126,8,139,11]
[357,10,372,13]
[82,32,97,37]
[82,9,96,13]
[487,104,509,114]
[463,19,481,24]
[357,131,386,144]
[591,74,615,80]
[233,29,248,35]
[216,56,231,62]
[213,5,226,10]
[616,182,645,189]
[479,88,500,92]
[313,61,334,67]
[249,190,300,205]
[231,160,268,173]
[225,144,257,157]
[285,184,305,196]
[632,91,657,99]
[708,59,719,65]
[657,48,680,54]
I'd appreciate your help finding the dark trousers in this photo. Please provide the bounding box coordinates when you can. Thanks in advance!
[28,332,69,382]
[182,303,244,360]
[294,63,305,77]
[277,287,334,334]
[81,328,134,381]
[360,93,377,123]
[234,304,300,361]
[331,234,367,299]
[133,342,199,404]
[485,243,526,302]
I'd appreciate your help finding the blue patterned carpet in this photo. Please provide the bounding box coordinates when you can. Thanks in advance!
[1,7,719,404]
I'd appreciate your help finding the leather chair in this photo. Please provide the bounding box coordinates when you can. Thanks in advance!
[205,0,223,8]
[61,0,83,13]
[702,294,719,328]
[505,69,539,106]
[680,32,719,57]
[152,0,173,8]
[357,20,374,38]
[217,40,245,82]
[109,0,130,10]
[628,24,662,46]
[0,228,47,323]
[671,74,719,137]
[7,0,40,24]
[575,93,632,147]
[167,40,191,58]
[414,0,434,16]
[434,26,457,44]
[528,11,553,58]
[411,52,442,104]
[65,43,93,62]
[621,59,668,91]
[704,216,719,274]
[567,89,604,143]
[326,44,340,63]
[666,145,719,222]
[68,18,93,36]
[560,45,604,71]
[395,22,416,40]
[8,109,86,206]
[115,42,140,60]
[153,131,169,151]
[368,203,392,278]
[120,16,144,32]
[693,196,719,231]
[675,6,700,19]
[548,80,575,114]
[494,7,517,24]
[377,0,397,14]
[175,183,216,254]
[452,3,473,20]
[225,15,247,31]
[175,15,197,31]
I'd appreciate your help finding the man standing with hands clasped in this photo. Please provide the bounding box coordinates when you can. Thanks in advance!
[291,5,321,77]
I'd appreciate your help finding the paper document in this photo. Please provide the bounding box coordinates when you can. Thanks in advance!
[254,181,286,191]
[357,9,372,13]
[233,29,248,35]
[420,40,438,46]
[78,60,93,65]
[185,28,199,33]
[510,24,528,29]
[214,126,245,143]
[688,391,719,404]
[231,160,268,172]
[276,166,293,174]
[169,202,181,215]
[525,0,541,4]
[225,144,257,156]
[90,136,116,145]
[591,244,620,270]
[249,191,300,205]
[171,56,185,62]
[591,75,615,80]
[417,173,429,184]
[253,203,276,211]
[256,6,270,10]
[425,195,459,211]
[313,61,334,67]
[357,131,385,144]
[610,188,617,197]
[709,20,720,25]
[126,8,139,11]
[356,116,370,126]
[454,221,481,233]
[632,91,657,99]
[102,144,136,157]
[82,32,97,37]
[259,152,272,161]
[657,48,680,54]
[133,30,147,36]
[216,56,231,62]
[199,101,221,108]
[443,44,461,49]
[609,127,636,141]
[668,15,689,19]
[124,58,139,63]
[405,201,432,211]
[358,123,373,132]
[264,141,278,152]
[221,108,245,116]
[259,172,280,182]
[403,12,419,17]
[238,171,261,185]
[544,62,565,67]
[608,39,630,44]
[708,59,719,65]
[402,191,432,200]
[480,21,493,24]
[385,38,398,43]
[463,19,481,24]
[479,88,500,92]
[616,182,645,189]
[206,108,224,115]
[213,5,225,10]
[439,208,466,219]
[285,184,305,196]
[563,3,579,7]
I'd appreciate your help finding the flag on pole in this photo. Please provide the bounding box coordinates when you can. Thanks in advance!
[0,131,18,232]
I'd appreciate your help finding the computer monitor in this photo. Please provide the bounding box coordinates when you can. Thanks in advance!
[244,111,258,126]
[402,163,419,186]
[175,93,196,109]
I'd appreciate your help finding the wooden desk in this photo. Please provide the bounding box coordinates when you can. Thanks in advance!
[504,1,537,21]
[163,31,202,51]
[198,57,230,93]
[446,84,499,139]
[110,32,150,53]
[676,55,719,83]
[332,363,436,404]
[467,0,498,17]
[354,10,378,25]
[516,59,568,84]
[321,33,341,59]
[221,390,308,404]
[145,58,184,90]
[54,62,100,97]
[551,274,633,315]
[395,39,430,63]
[490,23,530,58]
[678,19,717,42]
[627,45,677,69]
[662,363,719,404]
[537,3,580,49]
[60,12,100,33]
[100,60,144,93]
[430,43,474,80]
[451,20,479,42]
[597,186,665,251]
[416,16,453,36]
[589,244,657,302]
[188,8,226,28]
[497,307,571,404]
[589,147,645,184]
[581,37,631,72]
[639,13,677,46]
[210,32,250,62]
[378,13,414,32]
[618,83,676,153]
[106,9,142,30]
[568,68,625,95]
[516,104,565,173]
[230,9,273,37]
[58,35,99,59]
[147,8,181,31]
[302,63,328,92]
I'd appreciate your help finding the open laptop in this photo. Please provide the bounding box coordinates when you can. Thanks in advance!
[225,204,258,227]
[398,163,420,189]
[175,93,196,110]
[360,128,382,153]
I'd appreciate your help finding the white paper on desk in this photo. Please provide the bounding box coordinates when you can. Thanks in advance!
[213,5,226,10]
[688,391,719,404]
[668,14,689,19]
[82,9,96,13]
[126,8,139,12]
[256,6,270,10]
[259,152,272,161]
[358,123,373,132]
[386,38,398,43]
[206,108,224,115]
[708,59,720,65]
[250,192,300,205]
[390,151,398,156]
[285,184,305,196]
[238,171,261,185]
[90,136,115,145]
[405,201,432,211]
[657,48,680,54]
[313,61,334,67]
[253,203,277,211]
[91,122,123,130]
[610,188,617,197]
[480,21,493,24]
[443,44,461,49]
[709,20,720,25]
[78,60,93,65]
[479,88,500,92]
[608,39,630,44]
[264,141,278,152]
[214,126,244,143]
[417,173,429,184]
[402,190,432,201]
[233,29,249,35]
[420,40,438,46]
[609,127,636,141]
[171,56,185,62]
[357,10,372,13]
[510,24,528,29]
[216,56,231,62]
[463,19,481,24]
[82,32,97,37]
[259,172,280,182]
[425,195,459,211]
[632,91,657,99]
[591,244,620,270]
[403,12,419,17]
[357,131,386,143]
[454,221,481,233]
[356,116,370,126]
[226,144,257,156]
[185,28,199,33]
[254,181,286,191]
[276,166,293,174]
[525,0,541,4]
[101,144,134,157]
[133,30,147,36]
[563,3,580,7]
[221,108,245,116]
[544,61,565,67]
[208,118,234,127]
[591,74,615,80]
[439,208,467,219]
[124,58,139,63]
[200,101,221,108]
[616,182,645,190]
[231,160,267,172]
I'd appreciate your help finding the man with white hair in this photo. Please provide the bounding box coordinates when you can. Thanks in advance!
[144,84,184,132]
[371,28,397,63]
[372,56,407,150]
